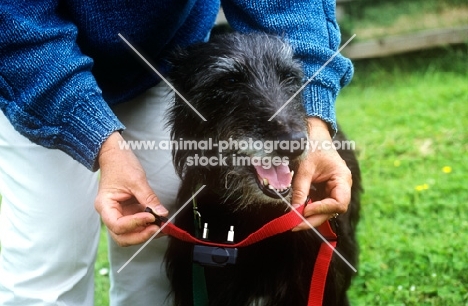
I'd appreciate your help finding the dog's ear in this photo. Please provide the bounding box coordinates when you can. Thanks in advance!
[167,46,190,84]
[167,42,210,94]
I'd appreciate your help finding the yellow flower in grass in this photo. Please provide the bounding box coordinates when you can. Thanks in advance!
[442,166,452,174]
[415,183,429,191]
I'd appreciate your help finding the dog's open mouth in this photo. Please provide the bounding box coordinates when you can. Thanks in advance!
[253,163,293,199]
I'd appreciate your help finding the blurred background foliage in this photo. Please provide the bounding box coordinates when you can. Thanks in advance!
[339,0,468,41]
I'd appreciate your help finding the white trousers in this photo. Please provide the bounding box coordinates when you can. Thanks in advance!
[0,83,179,305]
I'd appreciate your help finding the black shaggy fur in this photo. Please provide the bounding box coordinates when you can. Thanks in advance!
[164,33,361,306]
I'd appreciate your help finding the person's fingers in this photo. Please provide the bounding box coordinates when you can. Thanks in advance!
[291,170,313,205]
[108,223,162,247]
[291,213,331,232]
[291,174,351,232]
[132,180,168,217]
[102,209,156,235]
[95,132,170,246]
[95,190,164,246]
[309,178,351,214]
[330,176,352,213]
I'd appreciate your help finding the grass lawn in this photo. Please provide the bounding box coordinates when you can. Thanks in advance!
[336,45,468,305]
[92,45,468,305]
[95,226,111,306]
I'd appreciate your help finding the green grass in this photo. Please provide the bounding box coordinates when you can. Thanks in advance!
[95,225,110,306]
[336,45,468,305]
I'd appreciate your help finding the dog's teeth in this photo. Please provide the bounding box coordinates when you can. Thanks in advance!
[287,184,292,188]
[263,178,269,186]
[290,170,294,177]
[268,185,275,190]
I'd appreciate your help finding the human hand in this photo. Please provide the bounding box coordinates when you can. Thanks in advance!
[94,132,168,246]
[291,118,352,231]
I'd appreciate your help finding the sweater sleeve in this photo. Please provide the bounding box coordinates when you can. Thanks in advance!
[0,1,124,171]
[221,0,354,135]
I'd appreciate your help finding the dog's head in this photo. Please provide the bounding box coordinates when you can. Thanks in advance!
[168,33,308,208]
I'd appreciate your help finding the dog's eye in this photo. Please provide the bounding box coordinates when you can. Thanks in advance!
[281,73,301,86]
[218,76,241,87]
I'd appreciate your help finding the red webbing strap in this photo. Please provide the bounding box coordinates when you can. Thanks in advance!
[308,220,338,306]
[160,203,337,306]
[160,205,305,248]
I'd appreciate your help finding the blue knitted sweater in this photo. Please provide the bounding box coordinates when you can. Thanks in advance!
[0,0,353,171]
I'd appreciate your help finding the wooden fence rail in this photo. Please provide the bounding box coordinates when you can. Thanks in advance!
[342,26,468,59]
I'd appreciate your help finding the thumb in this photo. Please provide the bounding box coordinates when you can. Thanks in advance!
[134,181,168,217]
[291,170,313,205]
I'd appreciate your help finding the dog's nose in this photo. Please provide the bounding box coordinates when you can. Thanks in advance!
[276,131,307,158]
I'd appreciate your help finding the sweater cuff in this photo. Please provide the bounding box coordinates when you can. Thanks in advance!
[60,92,125,171]
[302,84,338,137]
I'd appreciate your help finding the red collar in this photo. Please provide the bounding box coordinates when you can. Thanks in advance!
[150,203,337,306]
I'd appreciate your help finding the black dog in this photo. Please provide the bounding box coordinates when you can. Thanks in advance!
[164,33,361,306]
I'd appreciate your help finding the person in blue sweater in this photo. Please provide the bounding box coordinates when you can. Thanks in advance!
[0,1,354,305]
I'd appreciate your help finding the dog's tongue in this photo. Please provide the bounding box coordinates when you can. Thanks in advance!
[254,163,292,190]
